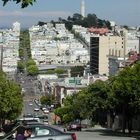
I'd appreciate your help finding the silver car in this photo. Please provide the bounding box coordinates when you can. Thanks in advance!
[1,123,77,140]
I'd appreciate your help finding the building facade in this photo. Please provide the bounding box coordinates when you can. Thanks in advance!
[90,35,125,75]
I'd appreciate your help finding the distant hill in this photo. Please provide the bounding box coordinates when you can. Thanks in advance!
[37,13,111,30]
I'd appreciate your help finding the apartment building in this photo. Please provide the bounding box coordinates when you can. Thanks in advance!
[90,35,125,75]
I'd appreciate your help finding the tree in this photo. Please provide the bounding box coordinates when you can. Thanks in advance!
[2,0,36,8]
[54,107,68,123]
[46,70,55,74]
[40,95,55,106]
[111,62,140,133]
[17,61,25,71]
[73,13,83,21]
[40,96,51,105]
[55,69,65,74]
[27,65,38,75]
[85,80,111,126]
[0,71,23,123]
[71,66,85,77]
[26,59,36,67]
[86,14,98,27]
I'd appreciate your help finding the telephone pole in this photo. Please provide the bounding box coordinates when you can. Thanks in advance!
[0,44,3,71]
[0,32,4,71]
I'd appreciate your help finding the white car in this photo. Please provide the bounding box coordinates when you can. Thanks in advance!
[1,123,77,140]
[34,108,39,111]
[43,109,49,114]
[42,107,47,111]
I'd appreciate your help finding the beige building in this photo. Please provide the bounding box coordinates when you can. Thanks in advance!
[90,35,125,76]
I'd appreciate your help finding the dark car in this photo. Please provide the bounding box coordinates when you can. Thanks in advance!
[1,122,77,140]
[67,121,82,131]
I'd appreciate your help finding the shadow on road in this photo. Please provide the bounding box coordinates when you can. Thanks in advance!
[83,128,140,139]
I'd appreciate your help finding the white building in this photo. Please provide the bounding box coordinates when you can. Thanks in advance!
[80,0,85,18]
[12,22,20,32]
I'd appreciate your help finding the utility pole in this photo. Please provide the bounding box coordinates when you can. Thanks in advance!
[123,28,127,66]
[0,45,3,71]
[0,32,4,71]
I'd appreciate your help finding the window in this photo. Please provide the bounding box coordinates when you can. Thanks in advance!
[37,129,49,136]
[35,127,52,136]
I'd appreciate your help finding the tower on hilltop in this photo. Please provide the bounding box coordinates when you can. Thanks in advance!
[80,0,85,18]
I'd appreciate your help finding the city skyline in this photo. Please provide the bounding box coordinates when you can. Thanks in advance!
[0,0,140,28]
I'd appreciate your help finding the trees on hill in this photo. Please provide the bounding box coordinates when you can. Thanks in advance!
[59,13,111,30]
[38,13,111,30]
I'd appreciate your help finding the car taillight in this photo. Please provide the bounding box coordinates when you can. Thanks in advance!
[71,133,76,140]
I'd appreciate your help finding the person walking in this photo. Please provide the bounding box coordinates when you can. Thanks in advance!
[16,120,27,140]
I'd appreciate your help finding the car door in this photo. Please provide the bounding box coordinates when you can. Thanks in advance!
[27,126,56,140]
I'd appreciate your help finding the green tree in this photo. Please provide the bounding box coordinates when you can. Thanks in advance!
[27,65,38,75]
[71,66,85,77]
[40,95,55,106]
[46,70,55,74]
[55,69,65,74]
[86,14,98,27]
[85,80,111,125]
[0,71,23,123]
[54,107,68,122]
[40,96,51,105]
[73,13,83,21]
[110,62,140,133]
[55,94,86,124]
[2,0,36,8]
[17,61,25,71]
[26,59,36,67]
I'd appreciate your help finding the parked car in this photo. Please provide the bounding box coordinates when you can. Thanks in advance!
[43,109,49,114]
[34,108,39,112]
[67,121,82,131]
[1,122,77,140]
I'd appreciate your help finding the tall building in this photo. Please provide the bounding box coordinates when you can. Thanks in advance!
[12,21,20,32]
[90,35,125,76]
[80,0,85,18]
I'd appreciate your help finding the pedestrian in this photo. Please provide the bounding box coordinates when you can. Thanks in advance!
[24,128,32,138]
[3,120,13,134]
[15,120,27,140]
[0,127,5,136]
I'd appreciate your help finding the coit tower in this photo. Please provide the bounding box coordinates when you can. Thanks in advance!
[80,0,85,18]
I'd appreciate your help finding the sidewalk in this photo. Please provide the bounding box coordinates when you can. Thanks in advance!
[82,125,140,138]
[82,125,109,131]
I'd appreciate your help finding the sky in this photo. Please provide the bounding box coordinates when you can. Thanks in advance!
[0,0,140,28]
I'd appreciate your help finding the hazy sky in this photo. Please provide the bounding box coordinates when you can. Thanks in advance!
[0,0,140,28]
